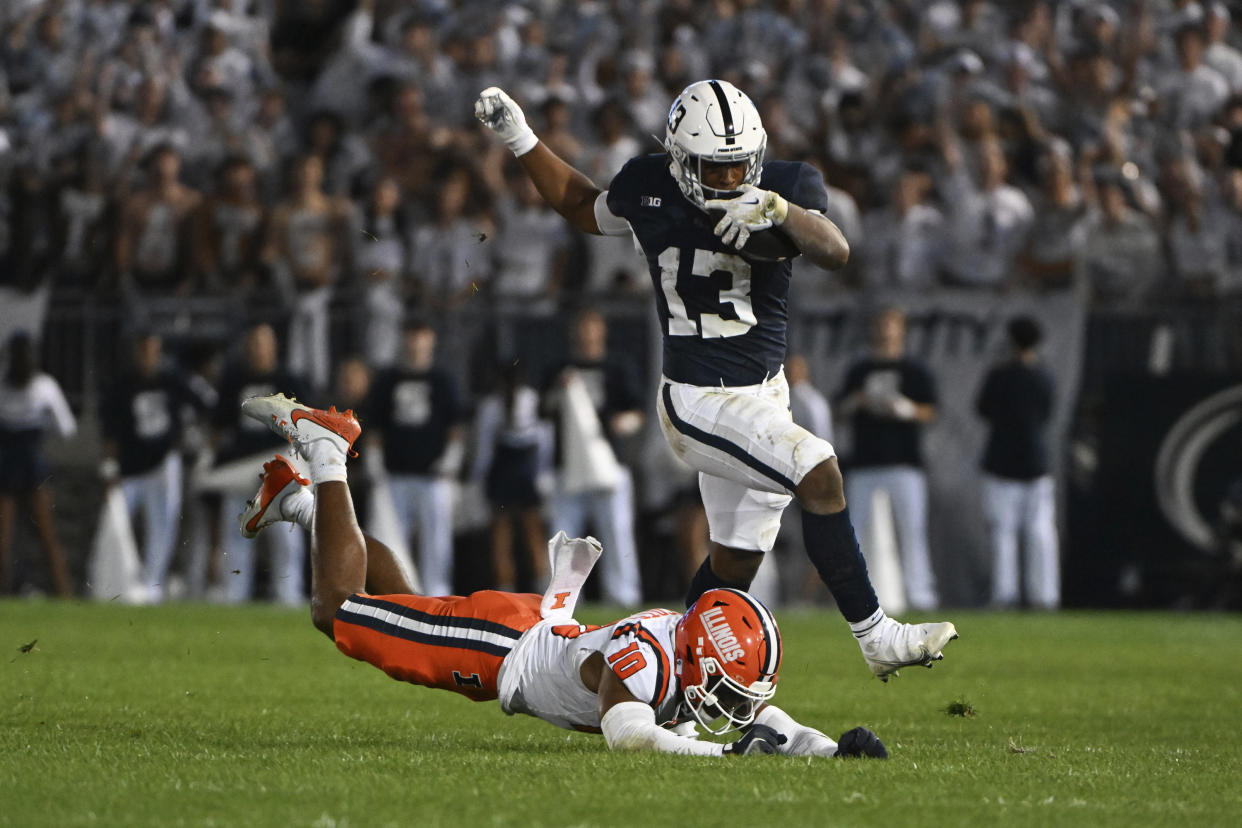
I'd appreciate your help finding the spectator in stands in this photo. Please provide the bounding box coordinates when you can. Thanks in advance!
[489,161,568,311]
[100,332,210,603]
[366,320,466,598]
[115,143,201,297]
[836,307,940,611]
[355,174,411,368]
[246,87,298,203]
[370,83,448,207]
[578,99,646,296]
[541,309,644,606]
[261,152,354,391]
[470,360,551,592]
[938,133,1035,289]
[53,145,110,288]
[1158,20,1229,131]
[0,331,75,597]
[1019,145,1088,290]
[976,316,1059,610]
[192,155,265,295]
[1221,167,1242,296]
[536,97,584,167]
[409,156,493,311]
[303,110,373,198]
[1077,170,1164,308]
[210,323,309,604]
[1203,3,1242,94]
[1161,156,1231,302]
[861,162,945,289]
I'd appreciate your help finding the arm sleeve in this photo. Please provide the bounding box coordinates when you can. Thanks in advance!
[39,376,77,439]
[594,192,632,237]
[754,705,838,757]
[601,702,724,756]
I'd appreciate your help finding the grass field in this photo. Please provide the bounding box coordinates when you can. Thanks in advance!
[3,602,1240,827]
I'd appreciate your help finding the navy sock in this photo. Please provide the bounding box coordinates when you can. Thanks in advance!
[684,556,752,608]
[801,507,879,623]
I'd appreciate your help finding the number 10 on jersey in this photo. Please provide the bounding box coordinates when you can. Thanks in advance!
[658,247,756,338]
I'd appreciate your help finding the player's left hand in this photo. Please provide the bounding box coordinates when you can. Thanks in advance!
[705,185,789,249]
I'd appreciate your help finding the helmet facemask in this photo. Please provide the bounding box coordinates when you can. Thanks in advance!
[666,136,767,209]
[682,656,777,735]
[664,79,767,211]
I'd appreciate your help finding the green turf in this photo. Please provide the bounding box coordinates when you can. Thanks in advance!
[3,603,1240,827]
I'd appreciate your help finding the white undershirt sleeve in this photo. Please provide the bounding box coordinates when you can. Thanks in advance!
[37,375,77,439]
[601,702,724,756]
[593,192,633,237]
[754,705,839,757]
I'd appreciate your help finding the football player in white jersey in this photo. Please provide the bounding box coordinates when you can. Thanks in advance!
[474,81,957,681]
[236,392,887,758]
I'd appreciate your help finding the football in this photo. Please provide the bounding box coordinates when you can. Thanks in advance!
[706,208,801,262]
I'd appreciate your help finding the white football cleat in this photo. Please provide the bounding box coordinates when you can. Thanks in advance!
[857,618,958,682]
[240,393,361,461]
[239,455,311,538]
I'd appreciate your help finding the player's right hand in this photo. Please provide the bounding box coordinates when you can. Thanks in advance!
[474,87,538,157]
[724,723,787,756]
[835,726,888,759]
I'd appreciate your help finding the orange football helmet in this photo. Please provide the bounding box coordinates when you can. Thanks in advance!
[674,588,782,734]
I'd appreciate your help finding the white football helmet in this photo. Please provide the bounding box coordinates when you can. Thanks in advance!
[664,79,767,210]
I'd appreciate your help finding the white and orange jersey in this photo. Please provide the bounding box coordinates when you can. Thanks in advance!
[497,608,684,732]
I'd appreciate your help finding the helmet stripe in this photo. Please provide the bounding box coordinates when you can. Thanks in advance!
[720,588,781,680]
[707,80,736,145]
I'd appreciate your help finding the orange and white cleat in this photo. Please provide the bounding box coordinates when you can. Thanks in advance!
[240,393,361,460]
[239,455,311,538]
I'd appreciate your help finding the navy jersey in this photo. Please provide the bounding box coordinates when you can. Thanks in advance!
[102,370,207,476]
[976,360,1055,480]
[606,155,829,387]
[367,367,464,474]
[213,369,312,464]
[837,357,937,469]
[541,356,644,463]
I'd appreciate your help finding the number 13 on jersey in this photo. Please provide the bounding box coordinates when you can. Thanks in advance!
[659,247,756,338]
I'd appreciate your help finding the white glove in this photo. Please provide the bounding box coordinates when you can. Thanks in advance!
[889,395,918,421]
[474,87,538,157]
[704,185,789,248]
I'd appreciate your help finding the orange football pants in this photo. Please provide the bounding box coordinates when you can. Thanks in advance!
[333,590,544,702]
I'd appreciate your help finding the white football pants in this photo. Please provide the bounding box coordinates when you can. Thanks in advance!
[220,492,306,604]
[845,465,939,611]
[983,474,1060,609]
[387,474,455,597]
[121,451,183,600]
[551,467,643,606]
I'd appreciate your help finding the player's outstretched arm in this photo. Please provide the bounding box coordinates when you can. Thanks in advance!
[475,87,604,235]
[594,657,780,756]
[753,705,888,758]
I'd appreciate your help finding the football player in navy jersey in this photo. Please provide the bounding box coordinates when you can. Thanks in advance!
[476,80,957,680]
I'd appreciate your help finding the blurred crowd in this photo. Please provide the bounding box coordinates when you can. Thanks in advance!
[3,0,1242,605]
[2,0,1241,318]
